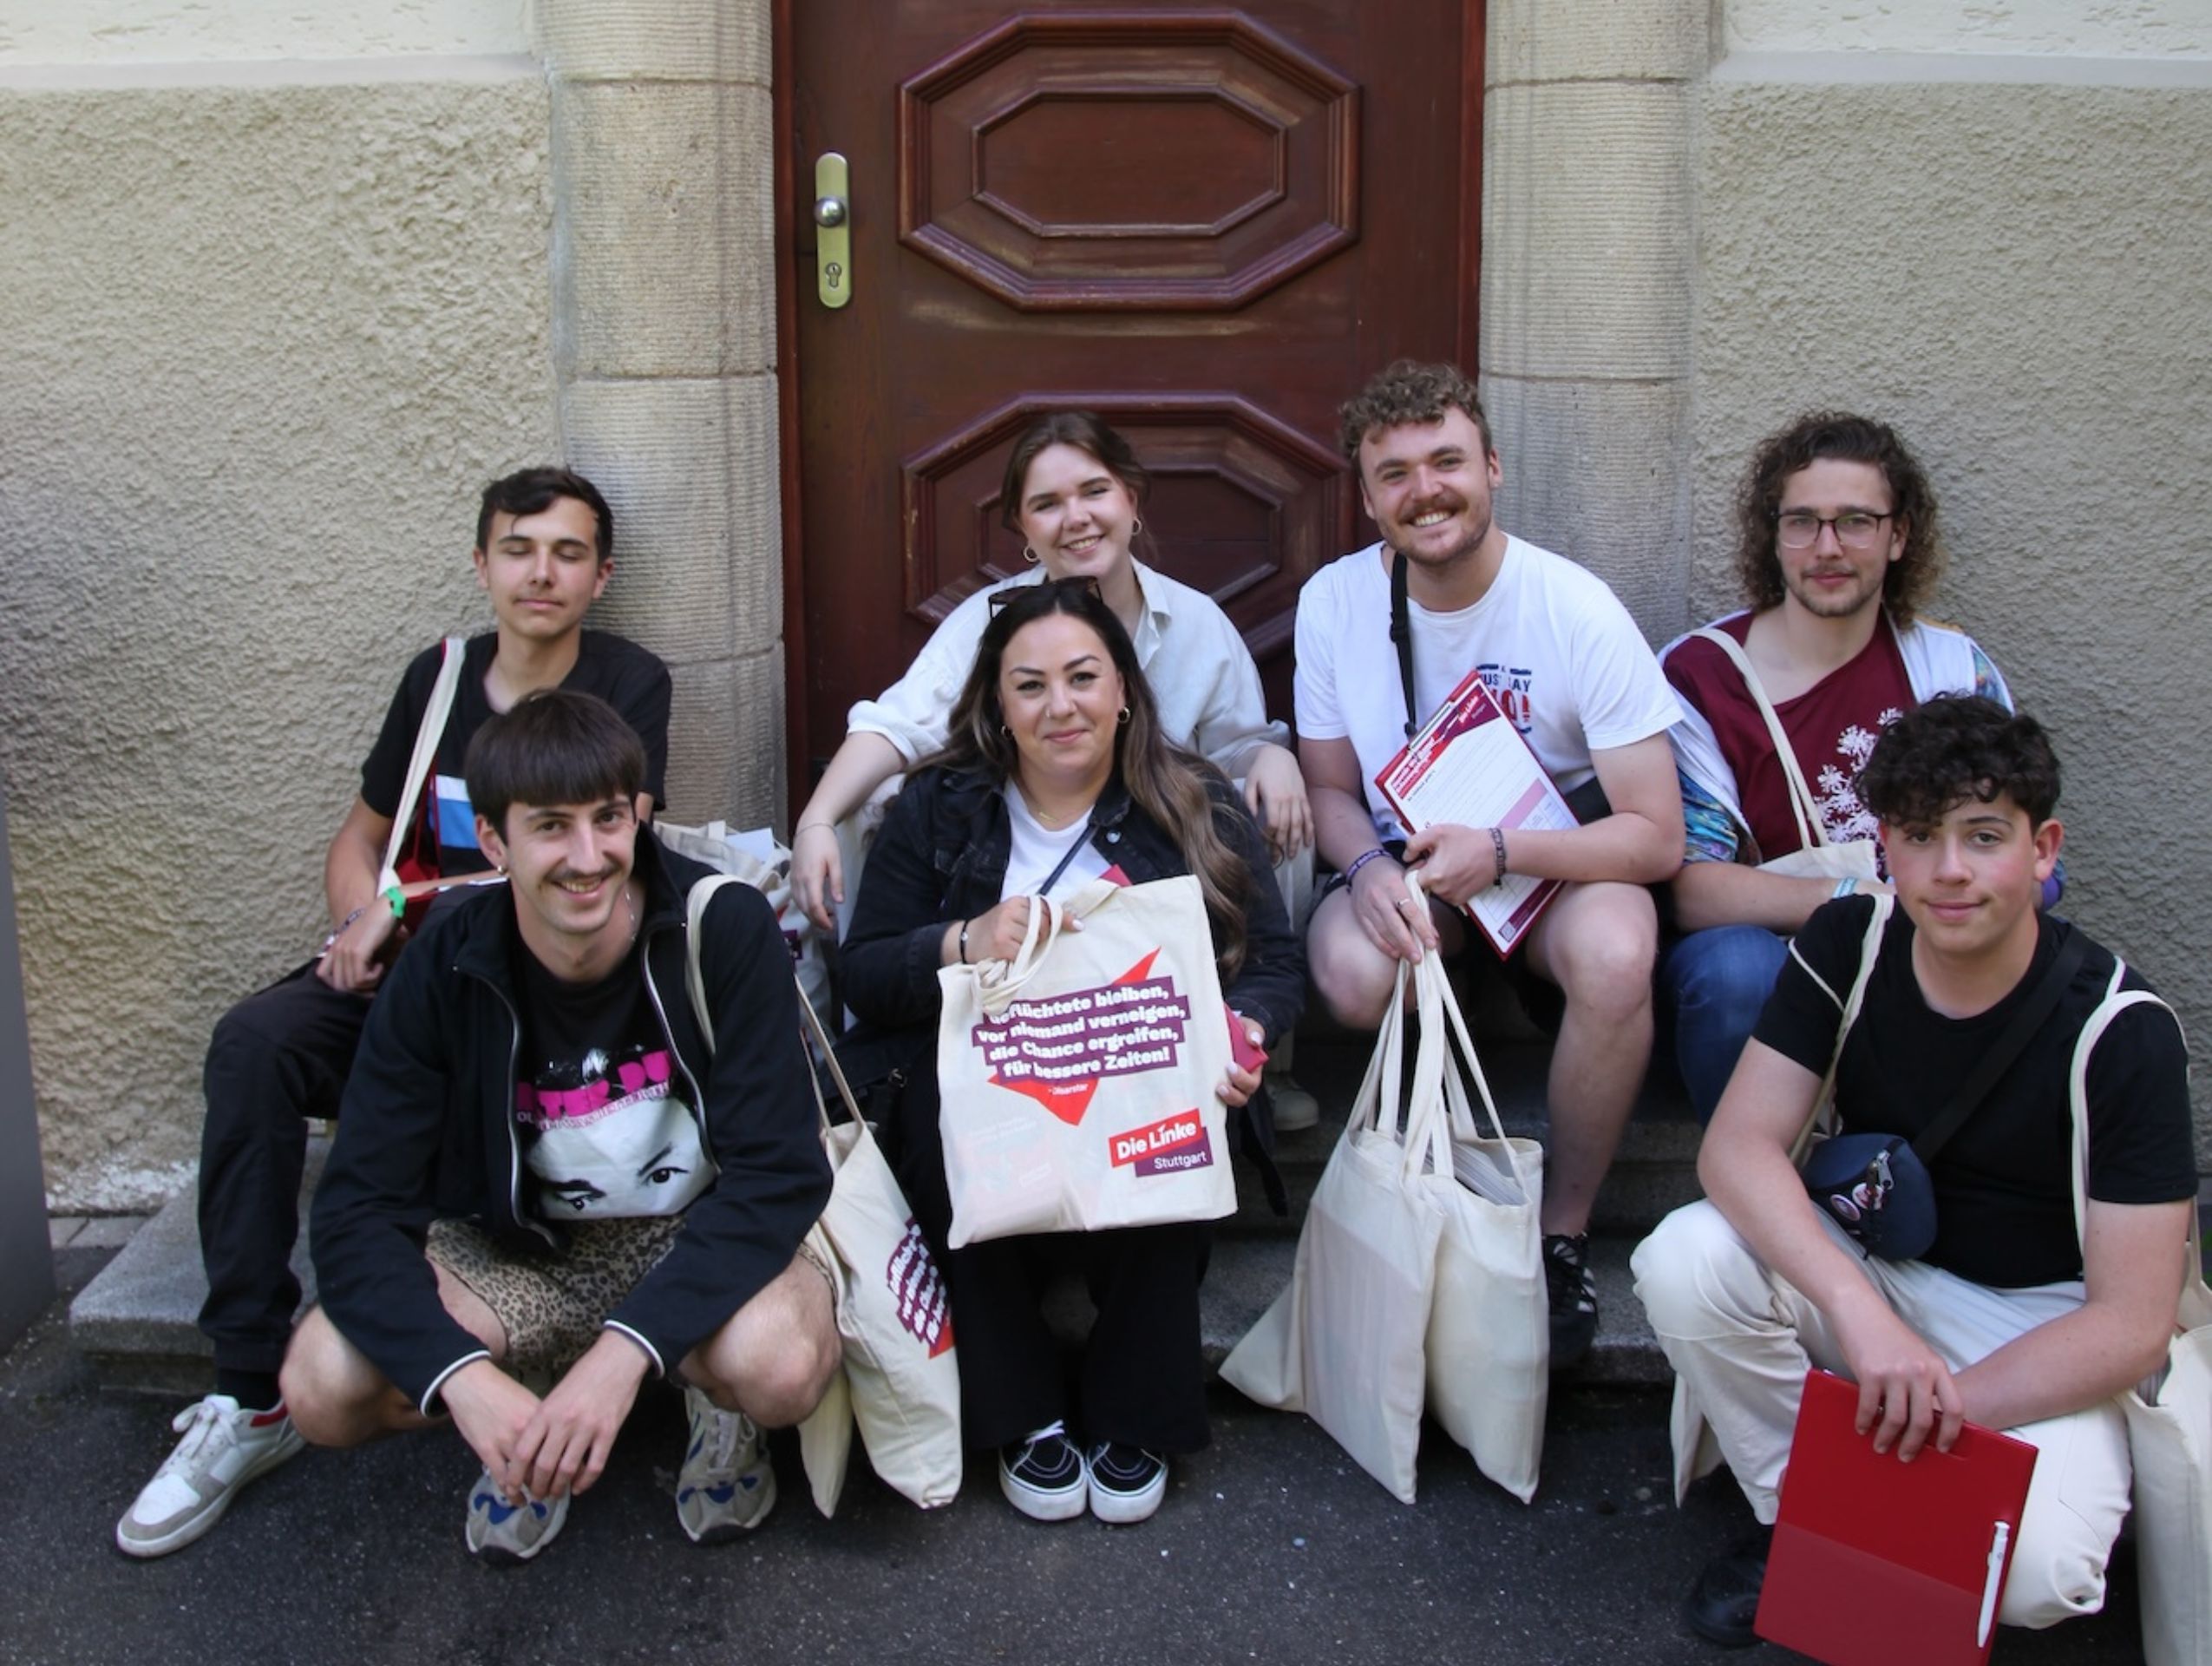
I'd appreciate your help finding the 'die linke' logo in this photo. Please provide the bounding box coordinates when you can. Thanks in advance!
[969,950,1190,1125]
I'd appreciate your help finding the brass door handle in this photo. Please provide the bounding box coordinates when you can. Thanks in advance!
[815,153,851,310]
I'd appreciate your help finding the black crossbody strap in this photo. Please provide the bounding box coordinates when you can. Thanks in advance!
[1390,548,1417,738]
[1034,817,1097,898]
[1910,928,2091,1165]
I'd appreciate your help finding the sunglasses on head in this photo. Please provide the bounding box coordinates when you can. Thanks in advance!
[987,574,1104,615]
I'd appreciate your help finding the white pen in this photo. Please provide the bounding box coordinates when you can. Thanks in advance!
[1977,1519,2011,1647]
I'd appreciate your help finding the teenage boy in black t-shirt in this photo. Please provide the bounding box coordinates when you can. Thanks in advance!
[116,469,672,1559]
[1633,695,2196,1646]
[280,691,835,1564]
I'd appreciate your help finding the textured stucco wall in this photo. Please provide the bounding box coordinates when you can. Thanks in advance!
[0,1,529,63]
[1724,0,2210,59]
[0,70,559,1208]
[1693,70,2212,1150]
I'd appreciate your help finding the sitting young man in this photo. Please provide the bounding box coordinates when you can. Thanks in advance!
[1659,410,2032,1119]
[118,467,671,1558]
[1633,696,2195,1644]
[278,690,837,1562]
[1296,360,1685,1366]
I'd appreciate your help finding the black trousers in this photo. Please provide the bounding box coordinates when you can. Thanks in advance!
[196,962,371,1375]
[887,1060,1211,1454]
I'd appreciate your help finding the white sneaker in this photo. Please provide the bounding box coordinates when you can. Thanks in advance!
[676,1384,775,1545]
[115,1394,304,1558]
[464,1468,569,1564]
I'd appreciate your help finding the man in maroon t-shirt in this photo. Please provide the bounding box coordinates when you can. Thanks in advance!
[1656,411,2021,1118]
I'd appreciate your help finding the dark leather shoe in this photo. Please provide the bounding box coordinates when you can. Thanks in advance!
[1685,1528,1773,1648]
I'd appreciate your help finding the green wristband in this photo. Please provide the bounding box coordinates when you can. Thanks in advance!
[383,885,407,919]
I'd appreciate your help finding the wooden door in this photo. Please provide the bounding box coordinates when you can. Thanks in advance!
[778,1,1483,801]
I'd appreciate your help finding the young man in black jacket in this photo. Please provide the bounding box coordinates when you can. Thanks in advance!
[279,691,836,1563]
[118,468,674,1559]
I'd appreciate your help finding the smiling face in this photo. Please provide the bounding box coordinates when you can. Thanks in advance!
[477,794,640,974]
[1882,792,2061,967]
[1356,406,1503,574]
[473,495,611,643]
[996,612,1126,796]
[1774,458,1904,621]
[1013,443,1140,584]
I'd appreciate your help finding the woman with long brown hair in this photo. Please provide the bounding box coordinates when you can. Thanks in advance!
[839,579,1303,1526]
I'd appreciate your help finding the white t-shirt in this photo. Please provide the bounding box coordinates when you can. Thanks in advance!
[1294,536,1681,841]
[846,560,1286,776]
[1001,787,1112,899]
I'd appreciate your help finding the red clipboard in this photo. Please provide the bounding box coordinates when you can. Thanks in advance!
[1756,1368,2038,1666]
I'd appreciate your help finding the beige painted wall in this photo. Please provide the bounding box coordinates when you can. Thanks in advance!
[1725,0,2211,59]
[1692,54,2212,1148]
[0,63,560,1209]
[0,1,530,63]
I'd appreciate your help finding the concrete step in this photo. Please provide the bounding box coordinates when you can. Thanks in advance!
[1181,1231,1666,1386]
[1237,1033,1703,1238]
[69,1140,325,1397]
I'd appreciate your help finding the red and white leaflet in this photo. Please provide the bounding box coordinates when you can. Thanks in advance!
[1375,666,1574,956]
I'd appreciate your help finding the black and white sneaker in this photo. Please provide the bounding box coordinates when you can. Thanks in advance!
[1085,1441,1168,1524]
[1543,1232,1599,1371]
[998,1420,1088,1522]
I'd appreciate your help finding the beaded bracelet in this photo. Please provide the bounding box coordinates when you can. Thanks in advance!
[1489,827,1508,887]
[1343,846,1389,884]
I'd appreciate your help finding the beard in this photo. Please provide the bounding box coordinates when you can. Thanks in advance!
[1391,496,1493,569]
[1783,563,1884,620]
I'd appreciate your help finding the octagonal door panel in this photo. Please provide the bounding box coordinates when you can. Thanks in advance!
[784,2,1483,794]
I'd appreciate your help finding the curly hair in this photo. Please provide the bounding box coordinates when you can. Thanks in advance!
[1338,360,1493,463]
[926,580,1255,981]
[1857,694,2060,829]
[1731,410,1943,625]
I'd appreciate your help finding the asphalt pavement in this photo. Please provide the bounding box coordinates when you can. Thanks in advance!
[1,1241,2146,1666]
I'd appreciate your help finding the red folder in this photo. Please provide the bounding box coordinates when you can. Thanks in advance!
[1756,1368,2038,1666]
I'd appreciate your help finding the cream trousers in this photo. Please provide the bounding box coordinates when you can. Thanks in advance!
[1633,1199,2131,1630]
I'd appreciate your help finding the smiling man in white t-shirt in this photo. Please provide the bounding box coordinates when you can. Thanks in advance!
[1294,360,1685,1368]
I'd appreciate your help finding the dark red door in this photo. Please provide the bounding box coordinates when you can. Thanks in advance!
[779,2,1484,802]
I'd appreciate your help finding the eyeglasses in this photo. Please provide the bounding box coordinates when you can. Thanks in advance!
[987,575,1103,614]
[1775,510,1896,550]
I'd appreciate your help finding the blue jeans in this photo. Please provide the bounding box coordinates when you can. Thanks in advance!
[1658,926,1790,1123]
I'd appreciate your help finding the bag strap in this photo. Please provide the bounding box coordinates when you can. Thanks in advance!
[1908,928,2089,1166]
[376,635,469,896]
[1391,549,1418,738]
[2065,972,2210,1332]
[1034,818,1096,899]
[1790,893,1892,1164]
[1690,626,1826,851]
[1410,928,1535,1199]
[688,873,859,1141]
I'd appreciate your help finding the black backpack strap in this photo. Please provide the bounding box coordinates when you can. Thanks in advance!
[1390,548,1417,738]
[1910,927,2091,1165]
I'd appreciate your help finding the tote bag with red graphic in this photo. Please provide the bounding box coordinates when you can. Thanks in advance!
[935,874,1237,1248]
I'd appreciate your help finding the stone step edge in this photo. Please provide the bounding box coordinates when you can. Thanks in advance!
[73,1188,1669,1394]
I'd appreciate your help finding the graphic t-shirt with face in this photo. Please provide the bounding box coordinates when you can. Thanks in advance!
[512,945,711,1220]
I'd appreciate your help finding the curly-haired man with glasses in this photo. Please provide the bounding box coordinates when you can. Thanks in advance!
[1656,411,2034,1122]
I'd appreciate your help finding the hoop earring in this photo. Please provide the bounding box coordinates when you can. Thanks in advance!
[1021,545,1040,564]
[1130,518,1143,538]
[1117,706,1131,725]
[999,724,1011,738]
